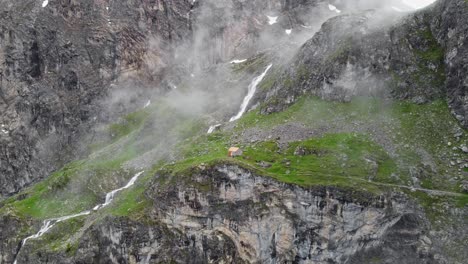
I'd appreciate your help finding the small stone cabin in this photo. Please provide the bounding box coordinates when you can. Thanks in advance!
[228,147,243,157]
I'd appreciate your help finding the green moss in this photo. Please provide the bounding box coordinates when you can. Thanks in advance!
[259,68,278,91]
[456,194,468,208]
[239,97,468,197]
[168,133,231,175]
[407,190,446,222]
[296,63,312,81]
[412,27,446,87]
[5,140,146,220]
[238,96,387,131]
[402,108,452,174]
[243,134,398,188]
[394,100,459,153]
[416,28,445,63]
[326,37,353,63]
[107,172,153,219]
[1,95,211,220]
[0,161,96,219]
[1,128,142,220]
[158,130,401,195]
[109,109,150,142]
[369,256,383,264]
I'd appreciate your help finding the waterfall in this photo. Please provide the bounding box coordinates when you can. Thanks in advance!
[13,171,145,264]
[207,124,221,134]
[230,64,273,122]
[93,171,144,210]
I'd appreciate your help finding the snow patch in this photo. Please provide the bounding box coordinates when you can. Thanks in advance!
[230,59,247,64]
[285,29,292,35]
[267,15,278,25]
[1,124,8,134]
[42,0,49,7]
[328,4,341,13]
[402,0,436,9]
[144,100,151,108]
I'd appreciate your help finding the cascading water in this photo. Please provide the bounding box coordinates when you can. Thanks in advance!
[93,171,144,210]
[230,64,273,122]
[13,171,145,264]
[207,124,221,134]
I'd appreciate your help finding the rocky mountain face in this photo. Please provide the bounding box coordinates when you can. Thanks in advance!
[0,0,336,198]
[257,0,468,129]
[12,164,452,264]
[0,0,331,198]
[0,0,191,197]
[0,0,467,264]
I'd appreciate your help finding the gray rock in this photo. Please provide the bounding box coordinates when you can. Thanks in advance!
[257,161,272,168]
[257,0,468,131]
[461,181,468,193]
[0,0,192,197]
[461,145,468,153]
[294,146,308,156]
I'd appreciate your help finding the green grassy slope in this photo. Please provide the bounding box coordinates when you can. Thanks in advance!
[1,93,466,254]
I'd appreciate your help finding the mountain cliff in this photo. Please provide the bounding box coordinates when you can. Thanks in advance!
[0,0,467,264]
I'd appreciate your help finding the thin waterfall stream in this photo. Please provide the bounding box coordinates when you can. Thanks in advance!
[230,64,273,122]
[13,171,145,264]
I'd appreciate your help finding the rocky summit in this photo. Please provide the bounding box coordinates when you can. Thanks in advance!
[0,0,467,264]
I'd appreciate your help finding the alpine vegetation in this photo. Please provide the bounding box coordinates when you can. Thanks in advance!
[0,0,466,263]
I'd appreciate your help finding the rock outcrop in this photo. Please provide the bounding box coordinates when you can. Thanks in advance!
[11,164,465,264]
[258,0,468,129]
[0,0,191,197]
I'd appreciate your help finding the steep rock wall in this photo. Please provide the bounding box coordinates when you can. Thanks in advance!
[0,0,191,197]
[9,164,444,263]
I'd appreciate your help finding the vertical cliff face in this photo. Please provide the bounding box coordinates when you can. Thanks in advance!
[0,0,192,197]
[146,165,437,264]
[189,0,338,68]
[11,164,464,264]
[433,0,468,127]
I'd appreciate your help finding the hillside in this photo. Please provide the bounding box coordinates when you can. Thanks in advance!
[0,0,467,264]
